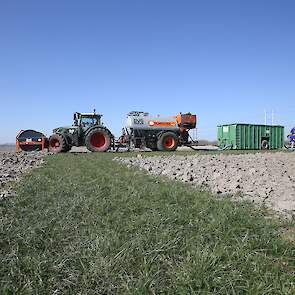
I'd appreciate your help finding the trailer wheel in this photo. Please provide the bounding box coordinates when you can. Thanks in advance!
[49,134,68,153]
[157,132,178,151]
[85,128,111,152]
[261,139,269,150]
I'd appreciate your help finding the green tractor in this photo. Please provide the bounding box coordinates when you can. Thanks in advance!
[48,111,114,153]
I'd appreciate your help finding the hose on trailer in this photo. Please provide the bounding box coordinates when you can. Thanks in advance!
[187,143,233,152]
[218,144,233,151]
[186,132,233,152]
[188,145,200,151]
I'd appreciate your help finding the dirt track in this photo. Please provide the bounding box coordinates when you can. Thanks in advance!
[116,152,295,218]
[0,152,44,200]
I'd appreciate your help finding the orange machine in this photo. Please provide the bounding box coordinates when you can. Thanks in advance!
[16,130,48,152]
[176,113,197,130]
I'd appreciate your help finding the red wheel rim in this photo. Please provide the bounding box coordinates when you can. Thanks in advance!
[90,133,106,148]
[164,136,175,149]
[50,138,60,148]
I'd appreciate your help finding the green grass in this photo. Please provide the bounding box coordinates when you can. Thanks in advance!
[0,153,294,294]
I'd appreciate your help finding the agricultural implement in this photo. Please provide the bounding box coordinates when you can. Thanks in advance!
[16,130,48,152]
[118,111,197,152]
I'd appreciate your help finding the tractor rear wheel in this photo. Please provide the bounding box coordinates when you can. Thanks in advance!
[157,132,178,151]
[85,128,111,152]
[49,134,68,153]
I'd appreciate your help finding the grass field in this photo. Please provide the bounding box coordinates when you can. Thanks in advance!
[0,152,294,294]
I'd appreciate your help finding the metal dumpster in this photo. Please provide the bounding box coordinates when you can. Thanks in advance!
[217,124,284,150]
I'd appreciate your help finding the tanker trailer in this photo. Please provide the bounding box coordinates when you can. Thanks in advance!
[119,111,197,151]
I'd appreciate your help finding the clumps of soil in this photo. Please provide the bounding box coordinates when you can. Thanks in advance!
[115,152,295,218]
[0,152,45,201]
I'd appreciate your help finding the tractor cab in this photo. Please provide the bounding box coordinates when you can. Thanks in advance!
[73,112,103,130]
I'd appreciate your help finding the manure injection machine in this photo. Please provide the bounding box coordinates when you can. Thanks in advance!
[117,111,197,151]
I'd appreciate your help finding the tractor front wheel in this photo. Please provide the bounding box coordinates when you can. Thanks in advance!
[157,132,178,151]
[49,134,68,153]
[85,128,111,152]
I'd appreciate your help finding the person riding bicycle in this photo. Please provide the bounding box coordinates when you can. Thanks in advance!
[287,127,295,149]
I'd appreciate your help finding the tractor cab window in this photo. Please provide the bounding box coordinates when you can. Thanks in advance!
[80,117,98,128]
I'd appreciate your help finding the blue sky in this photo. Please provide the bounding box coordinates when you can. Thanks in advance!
[0,0,294,143]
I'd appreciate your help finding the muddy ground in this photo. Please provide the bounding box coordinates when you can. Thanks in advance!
[116,152,295,218]
[0,152,45,201]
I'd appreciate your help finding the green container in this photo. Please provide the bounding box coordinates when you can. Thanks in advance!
[217,124,284,150]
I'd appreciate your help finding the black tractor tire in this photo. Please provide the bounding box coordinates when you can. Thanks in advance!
[157,132,178,151]
[85,128,111,152]
[261,139,269,150]
[49,134,68,153]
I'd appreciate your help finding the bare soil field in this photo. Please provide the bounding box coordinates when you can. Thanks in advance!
[0,152,44,200]
[116,152,295,218]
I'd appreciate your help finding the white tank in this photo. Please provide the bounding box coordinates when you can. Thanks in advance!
[125,111,179,131]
